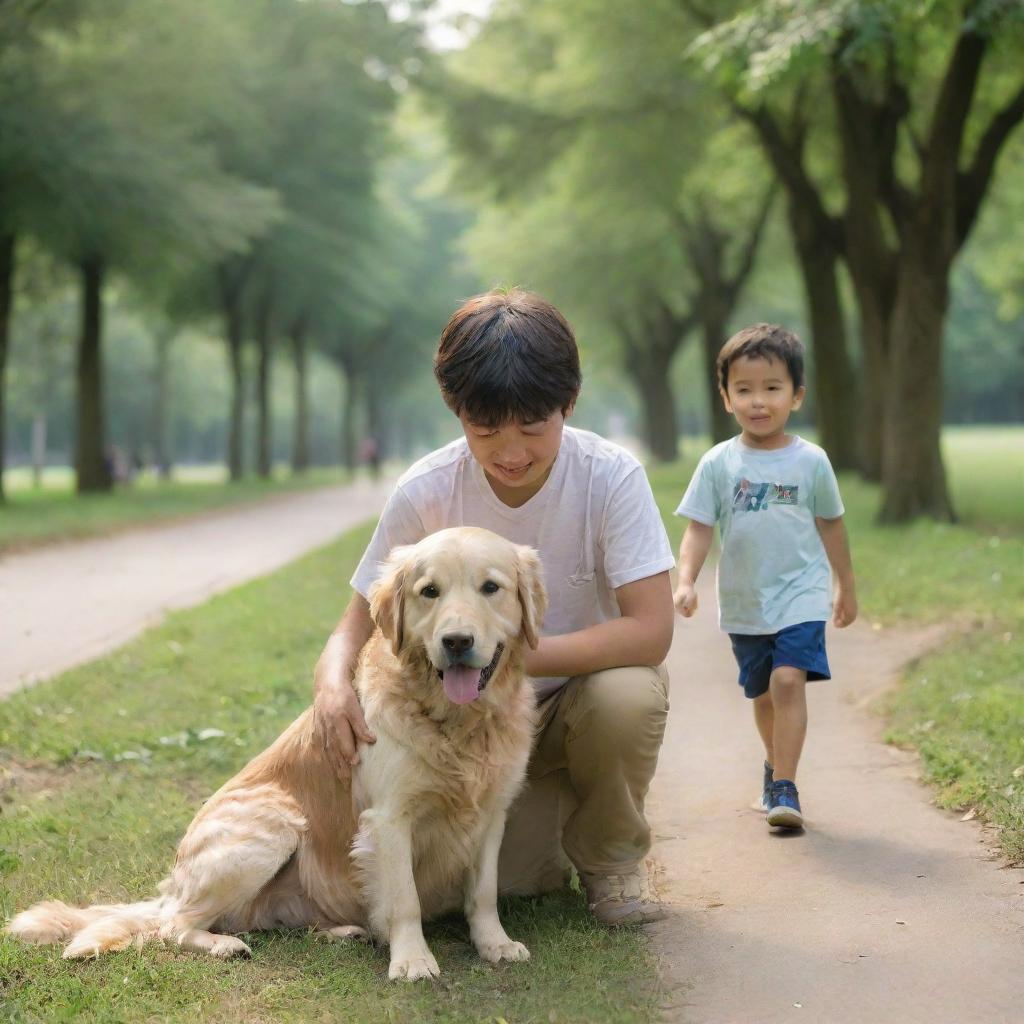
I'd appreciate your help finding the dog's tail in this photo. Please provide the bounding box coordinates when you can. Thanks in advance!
[7,895,169,959]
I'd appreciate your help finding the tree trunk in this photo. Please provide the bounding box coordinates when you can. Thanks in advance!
[626,350,678,462]
[31,414,47,487]
[291,318,310,473]
[879,237,955,522]
[787,204,861,472]
[830,64,903,480]
[254,285,274,479]
[75,254,111,493]
[340,356,359,471]
[153,327,174,480]
[366,373,384,461]
[851,282,890,480]
[699,314,734,444]
[0,234,13,503]
[219,266,246,481]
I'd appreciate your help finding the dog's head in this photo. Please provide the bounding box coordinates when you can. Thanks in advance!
[368,527,546,705]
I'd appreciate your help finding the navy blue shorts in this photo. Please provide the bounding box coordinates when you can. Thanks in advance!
[728,621,831,699]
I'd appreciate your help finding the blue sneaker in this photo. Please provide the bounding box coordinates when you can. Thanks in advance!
[766,779,803,829]
[759,761,774,812]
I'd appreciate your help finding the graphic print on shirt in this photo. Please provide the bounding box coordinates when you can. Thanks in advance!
[732,477,799,512]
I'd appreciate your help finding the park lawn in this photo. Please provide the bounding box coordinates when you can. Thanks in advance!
[648,425,1024,862]
[0,467,352,554]
[0,524,661,1024]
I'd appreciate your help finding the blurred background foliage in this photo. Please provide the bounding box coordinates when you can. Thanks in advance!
[0,0,1021,522]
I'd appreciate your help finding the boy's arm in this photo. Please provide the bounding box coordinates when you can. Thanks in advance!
[816,515,858,628]
[523,571,674,679]
[673,520,715,617]
[313,594,378,775]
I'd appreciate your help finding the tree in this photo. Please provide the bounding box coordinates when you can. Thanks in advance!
[6,0,275,492]
[203,0,406,479]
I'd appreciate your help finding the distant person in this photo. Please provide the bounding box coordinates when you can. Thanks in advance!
[314,288,675,925]
[359,435,381,479]
[672,324,858,829]
[105,445,130,485]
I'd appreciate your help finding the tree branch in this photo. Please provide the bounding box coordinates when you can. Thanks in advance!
[734,100,843,254]
[922,21,987,194]
[676,0,716,29]
[725,182,776,304]
[956,80,1024,246]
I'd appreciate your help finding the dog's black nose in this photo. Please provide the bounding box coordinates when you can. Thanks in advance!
[442,633,474,656]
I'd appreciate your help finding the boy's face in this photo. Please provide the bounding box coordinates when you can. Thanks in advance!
[721,354,804,443]
[460,408,569,505]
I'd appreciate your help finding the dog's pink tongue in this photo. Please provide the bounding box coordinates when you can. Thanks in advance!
[443,665,482,704]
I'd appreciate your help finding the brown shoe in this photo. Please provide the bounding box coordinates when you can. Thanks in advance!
[582,864,668,926]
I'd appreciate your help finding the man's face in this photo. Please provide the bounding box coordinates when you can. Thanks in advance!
[721,354,804,442]
[460,409,568,504]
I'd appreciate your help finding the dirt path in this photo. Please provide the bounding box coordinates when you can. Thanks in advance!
[649,574,1024,1023]
[0,480,390,698]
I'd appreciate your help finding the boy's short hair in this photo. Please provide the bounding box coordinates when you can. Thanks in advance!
[434,288,582,427]
[717,324,805,392]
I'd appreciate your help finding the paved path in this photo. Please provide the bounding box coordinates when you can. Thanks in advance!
[649,574,1024,1023]
[0,480,391,698]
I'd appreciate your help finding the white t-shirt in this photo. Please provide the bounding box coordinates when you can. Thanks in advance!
[675,435,845,635]
[352,426,675,697]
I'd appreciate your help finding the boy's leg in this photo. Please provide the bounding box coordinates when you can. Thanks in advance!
[730,633,775,809]
[752,692,774,766]
[768,666,807,782]
[752,693,775,810]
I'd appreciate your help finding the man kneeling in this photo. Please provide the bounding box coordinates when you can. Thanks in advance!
[314,289,674,925]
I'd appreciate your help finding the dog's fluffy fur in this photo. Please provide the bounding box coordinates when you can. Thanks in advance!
[7,527,545,980]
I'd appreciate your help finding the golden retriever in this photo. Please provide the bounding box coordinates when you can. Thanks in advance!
[7,527,545,981]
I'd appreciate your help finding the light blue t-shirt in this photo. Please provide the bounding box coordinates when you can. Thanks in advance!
[675,435,845,635]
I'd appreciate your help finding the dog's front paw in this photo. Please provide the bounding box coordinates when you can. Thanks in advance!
[477,939,530,964]
[388,949,440,981]
[317,925,370,943]
[208,936,252,959]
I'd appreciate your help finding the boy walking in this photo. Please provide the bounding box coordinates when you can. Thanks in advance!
[315,289,676,923]
[673,324,857,829]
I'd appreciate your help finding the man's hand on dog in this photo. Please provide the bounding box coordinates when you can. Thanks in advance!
[313,672,376,774]
[313,678,376,772]
[313,602,378,776]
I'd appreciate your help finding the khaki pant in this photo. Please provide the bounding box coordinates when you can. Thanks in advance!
[498,664,670,894]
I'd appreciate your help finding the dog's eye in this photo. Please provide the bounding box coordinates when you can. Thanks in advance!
[420,584,440,599]
[480,580,500,595]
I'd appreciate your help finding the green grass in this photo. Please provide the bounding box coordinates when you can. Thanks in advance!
[941,427,1024,532]
[649,424,1024,862]
[0,523,660,1024]
[0,467,353,554]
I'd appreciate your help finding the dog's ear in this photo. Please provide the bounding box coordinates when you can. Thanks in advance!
[368,546,412,657]
[515,545,547,650]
